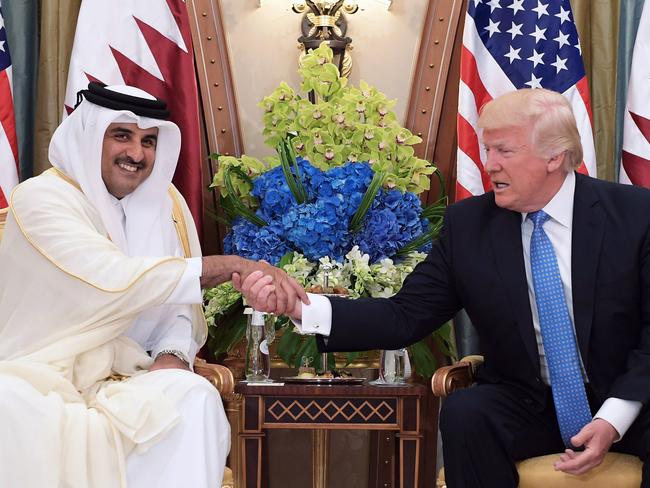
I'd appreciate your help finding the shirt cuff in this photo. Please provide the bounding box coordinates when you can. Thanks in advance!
[290,293,332,336]
[150,315,198,370]
[594,397,642,441]
[164,257,202,305]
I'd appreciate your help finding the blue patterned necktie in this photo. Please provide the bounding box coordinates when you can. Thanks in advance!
[528,210,592,446]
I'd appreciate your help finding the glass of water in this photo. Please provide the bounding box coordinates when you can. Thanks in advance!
[378,348,411,385]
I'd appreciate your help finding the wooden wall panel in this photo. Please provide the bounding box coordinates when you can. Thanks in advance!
[187,0,244,254]
[405,0,466,204]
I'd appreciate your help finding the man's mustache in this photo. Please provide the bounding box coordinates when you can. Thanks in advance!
[114,156,144,168]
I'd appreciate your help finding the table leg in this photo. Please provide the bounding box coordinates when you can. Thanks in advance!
[312,429,329,488]
[369,430,396,488]
[240,395,267,488]
[397,434,420,488]
[241,432,265,488]
[398,396,422,487]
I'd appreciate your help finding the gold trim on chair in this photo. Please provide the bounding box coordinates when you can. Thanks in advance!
[431,355,483,397]
[194,357,235,396]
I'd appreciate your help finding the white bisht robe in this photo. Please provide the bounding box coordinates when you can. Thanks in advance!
[0,169,229,487]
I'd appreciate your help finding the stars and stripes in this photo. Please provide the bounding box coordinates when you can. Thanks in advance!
[456,0,596,201]
[620,2,650,188]
[0,4,19,208]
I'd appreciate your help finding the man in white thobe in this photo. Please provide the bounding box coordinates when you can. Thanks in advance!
[0,83,306,487]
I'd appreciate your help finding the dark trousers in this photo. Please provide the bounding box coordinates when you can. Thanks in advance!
[439,382,650,488]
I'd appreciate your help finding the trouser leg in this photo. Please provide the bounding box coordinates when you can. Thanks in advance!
[439,382,564,488]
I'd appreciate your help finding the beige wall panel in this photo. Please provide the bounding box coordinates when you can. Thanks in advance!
[220,0,428,159]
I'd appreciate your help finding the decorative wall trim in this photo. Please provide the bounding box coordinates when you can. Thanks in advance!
[186,0,244,253]
[405,0,466,203]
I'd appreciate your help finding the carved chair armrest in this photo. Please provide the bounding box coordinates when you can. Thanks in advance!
[194,358,235,396]
[431,355,484,398]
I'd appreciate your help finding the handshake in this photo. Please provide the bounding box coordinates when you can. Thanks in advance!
[200,255,309,320]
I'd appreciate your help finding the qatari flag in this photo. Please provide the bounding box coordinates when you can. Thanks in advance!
[63,0,203,236]
[620,1,650,188]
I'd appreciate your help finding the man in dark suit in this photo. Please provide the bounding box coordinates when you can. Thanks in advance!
[237,88,650,487]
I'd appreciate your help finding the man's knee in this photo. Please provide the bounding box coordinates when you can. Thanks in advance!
[440,387,490,438]
[172,370,224,412]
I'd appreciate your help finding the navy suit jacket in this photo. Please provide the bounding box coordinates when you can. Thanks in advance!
[322,173,650,408]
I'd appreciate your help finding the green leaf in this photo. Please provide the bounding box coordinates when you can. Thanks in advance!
[294,335,320,369]
[223,194,267,227]
[408,340,439,378]
[207,313,247,357]
[421,193,447,221]
[432,167,448,202]
[278,251,295,268]
[278,138,308,204]
[223,167,268,227]
[432,321,457,361]
[277,326,303,366]
[349,171,385,232]
[395,222,442,256]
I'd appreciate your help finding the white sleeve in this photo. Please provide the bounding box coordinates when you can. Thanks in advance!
[290,293,333,336]
[150,305,199,365]
[594,397,642,441]
[163,257,202,305]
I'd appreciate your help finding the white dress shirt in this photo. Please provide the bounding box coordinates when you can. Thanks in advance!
[297,171,641,439]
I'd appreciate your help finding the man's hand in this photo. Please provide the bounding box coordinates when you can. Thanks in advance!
[148,353,191,372]
[553,418,618,475]
[233,265,308,317]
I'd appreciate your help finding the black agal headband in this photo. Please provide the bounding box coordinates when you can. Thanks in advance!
[75,82,170,120]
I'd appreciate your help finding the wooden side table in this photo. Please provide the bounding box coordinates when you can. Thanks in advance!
[235,382,429,488]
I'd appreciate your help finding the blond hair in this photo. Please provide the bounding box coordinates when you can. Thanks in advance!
[477,88,583,170]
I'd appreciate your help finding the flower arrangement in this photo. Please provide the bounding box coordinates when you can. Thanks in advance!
[204,43,455,377]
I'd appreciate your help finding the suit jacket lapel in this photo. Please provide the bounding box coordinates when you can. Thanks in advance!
[489,207,540,372]
[571,173,604,368]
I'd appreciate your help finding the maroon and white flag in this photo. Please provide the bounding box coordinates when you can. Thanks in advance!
[64,0,203,234]
[620,2,650,188]
[0,3,19,208]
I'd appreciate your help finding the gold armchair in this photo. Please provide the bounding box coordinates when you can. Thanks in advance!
[431,356,642,488]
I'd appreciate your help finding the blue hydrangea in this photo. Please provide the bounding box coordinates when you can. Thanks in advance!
[353,188,431,261]
[318,162,374,219]
[223,160,431,266]
[281,197,350,262]
[224,217,291,264]
[250,166,296,222]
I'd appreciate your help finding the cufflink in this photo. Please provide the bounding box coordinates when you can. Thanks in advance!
[314,323,320,329]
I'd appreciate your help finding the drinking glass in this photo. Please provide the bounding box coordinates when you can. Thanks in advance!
[377,348,411,385]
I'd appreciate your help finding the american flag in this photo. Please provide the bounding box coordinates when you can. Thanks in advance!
[456,0,596,201]
[0,4,19,208]
[620,1,650,188]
